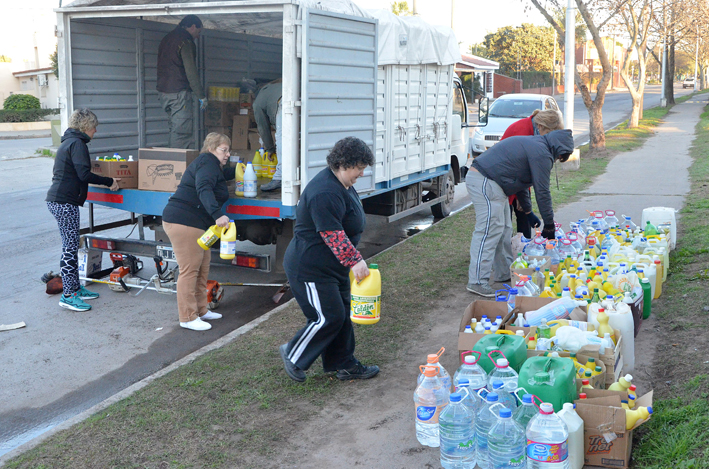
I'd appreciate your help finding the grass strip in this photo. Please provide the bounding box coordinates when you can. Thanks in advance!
[5,102,681,469]
[631,102,709,469]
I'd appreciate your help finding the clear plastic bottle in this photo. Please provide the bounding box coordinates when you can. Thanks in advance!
[488,407,526,469]
[513,394,539,428]
[414,365,450,447]
[491,380,518,410]
[525,402,570,468]
[418,347,452,392]
[545,242,561,271]
[621,215,637,231]
[537,318,552,339]
[525,239,547,257]
[604,210,619,229]
[439,392,476,469]
[476,392,500,469]
[455,378,481,417]
[453,352,488,394]
[487,358,519,393]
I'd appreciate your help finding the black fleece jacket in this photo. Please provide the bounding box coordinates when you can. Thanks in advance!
[472,129,574,225]
[46,128,114,206]
[162,153,236,230]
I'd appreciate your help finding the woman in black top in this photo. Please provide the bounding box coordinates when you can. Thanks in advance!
[162,133,235,331]
[46,108,120,312]
[279,137,379,382]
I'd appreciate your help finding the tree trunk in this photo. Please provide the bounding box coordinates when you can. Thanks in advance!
[588,101,605,148]
[665,39,675,105]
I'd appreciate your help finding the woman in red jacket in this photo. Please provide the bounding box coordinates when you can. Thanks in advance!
[500,109,564,238]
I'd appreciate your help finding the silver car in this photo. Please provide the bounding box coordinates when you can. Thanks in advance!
[470,93,559,155]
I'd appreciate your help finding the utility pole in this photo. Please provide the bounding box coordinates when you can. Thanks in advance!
[660,0,667,106]
[552,30,557,97]
[694,23,700,91]
[564,0,576,131]
[412,0,418,15]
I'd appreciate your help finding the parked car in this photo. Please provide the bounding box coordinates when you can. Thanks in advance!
[683,77,695,89]
[470,93,559,155]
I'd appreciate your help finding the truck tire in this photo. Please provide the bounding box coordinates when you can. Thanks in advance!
[431,169,455,218]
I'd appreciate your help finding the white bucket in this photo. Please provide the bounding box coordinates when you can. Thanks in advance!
[642,207,677,250]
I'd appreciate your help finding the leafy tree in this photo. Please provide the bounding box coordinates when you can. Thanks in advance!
[391,1,411,16]
[0,55,10,63]
[483,23,556,76]
[468,43,491,58]
[50,45,58,79]
[4,94,41,111]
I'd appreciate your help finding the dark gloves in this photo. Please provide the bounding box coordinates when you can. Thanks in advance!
[541,223,556,240]
[526,212,542,229]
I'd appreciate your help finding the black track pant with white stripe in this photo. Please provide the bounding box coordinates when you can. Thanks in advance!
[285,280,357,372]
[465,169,514,285]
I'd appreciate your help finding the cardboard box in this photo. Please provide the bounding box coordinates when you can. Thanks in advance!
[248,129,262,150]
[205,101,241,127]
[91,160,138,189]
[510,256,550,290]
[575,391,653,468]
[629,289,643,337]
[138,148,199,192]
[458,300,511,363]
[240,92,255,105]
[574,328,624,385]
[232,115,252,150]
[207,126,232,137]
[78,248,102,286]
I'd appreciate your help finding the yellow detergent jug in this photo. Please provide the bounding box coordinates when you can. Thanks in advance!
[350,264,381,325]
[235,162,246,197]
[266,152,278,179]
[626,406,653,430]
[198,225,222,250]
[220,222,237,260]
[596,308,615,343]
[252,150,264,177]
[581,379,594,389]
[608,374,633,392]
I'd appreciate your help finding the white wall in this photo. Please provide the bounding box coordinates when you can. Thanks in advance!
[0,63,22,108]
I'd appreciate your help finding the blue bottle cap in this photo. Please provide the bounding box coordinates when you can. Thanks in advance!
[484,326,491,330]
[535,266,540,271]
[500,408,512,418]
[450,393,462,402]
[647,406,653,414]
[487,393,499,402]
[522,394,533,404]
[496,316,503,320]
[465,325,471,330]
[458,378,469,386]
[492,380,504,389]
[628,395,636,401]
[509,289,518,295]
[523,323,530,327]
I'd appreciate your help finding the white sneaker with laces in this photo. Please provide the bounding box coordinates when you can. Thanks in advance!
[201,311,222,321]
[180,317,212,331]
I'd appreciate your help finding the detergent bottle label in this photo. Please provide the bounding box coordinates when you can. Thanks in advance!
[526,439,569,463]
[351,294,380,320]
[415,404,445,424]
[220,240,236,256]
[235,180,244,193]
[198,230,219,248]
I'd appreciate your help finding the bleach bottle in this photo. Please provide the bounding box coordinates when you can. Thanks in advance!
[350,264,381,324]
[219,222,236,260]
[244,162,257,197]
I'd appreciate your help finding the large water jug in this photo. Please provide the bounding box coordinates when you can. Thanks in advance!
[454,351,488,392]
[418,347,452,391]
[487,357,520,394]
[476,393,501,469]
[473,336,527,374]
[490,380,518,410]
[517,357,577,412]
[414,365,450,447]
[604,210,619,229]
[557,403,584,469]
[513,393,539,428]
[526,402,570,468]
[606,303,635,372]
[488,407,526,469]
[525,239,547,257]
[456,378,481,418]
[439,392,476,468]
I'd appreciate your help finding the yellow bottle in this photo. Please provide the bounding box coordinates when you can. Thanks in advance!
[540,287,555,298]
[597,308,615,343]
[527,336,536,350]
[581,378,594,389]
[252,150,264,177]
[220,222,237,260]
[350,264,381,325]
[267,152,278,179]
[653,259,663,298]
[625,406,653,430]
[608,374,633,392]
[235,162,246,197]
[197,225,222,250]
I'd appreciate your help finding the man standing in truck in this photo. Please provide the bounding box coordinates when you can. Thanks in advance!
[254,79,283,192]
[157,15,207,149]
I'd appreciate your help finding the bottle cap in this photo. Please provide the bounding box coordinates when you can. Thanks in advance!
[369,263,379,269]
[450,392,462,403]
[500,408,512,418]
[486,393,499,402]
[464,355,476,364]
[492,380,504,389]
[647,406,653,414]
[496,358,509,367]
[582,379,590,385]
[624,374,633,382]
[588,357,596,363]
[595,366,602,372]
[540,403,554,414]
[484,326,491,330]
[426,354,439,364]
[628,394,636,401]
[629,384,637,391]
[522,394,533,404]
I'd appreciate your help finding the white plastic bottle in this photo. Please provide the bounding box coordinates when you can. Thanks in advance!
[526,403,570,468]
[557,403,584,469]
[606,304,635,372]
[414,365,450,447]
[243,162,257,197]
[487,358,519,393]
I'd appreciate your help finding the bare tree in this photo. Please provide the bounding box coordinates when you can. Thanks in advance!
[618,0,654,127]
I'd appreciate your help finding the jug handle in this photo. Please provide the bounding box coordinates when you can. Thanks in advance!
[433,347,445,361]
[495,290,509,301]
[419,364,439,376]
[488,402,504,418]
[487,349,509,368]
[460,350,481,363]
[513,387,529,405]
[530,394,545,412]
[477,387,489,401]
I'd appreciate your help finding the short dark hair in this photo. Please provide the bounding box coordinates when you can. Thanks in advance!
[326,137,375,171]
[179,15,202,29]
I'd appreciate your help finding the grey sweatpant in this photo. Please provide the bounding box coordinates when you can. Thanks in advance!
[159,90,194,149]
[466,169,513,285]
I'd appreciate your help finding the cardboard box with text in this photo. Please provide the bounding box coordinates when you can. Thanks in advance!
[138,148,199,192]
[90,160,138,189]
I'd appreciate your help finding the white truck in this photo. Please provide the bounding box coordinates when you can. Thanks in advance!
[56,0,484,284]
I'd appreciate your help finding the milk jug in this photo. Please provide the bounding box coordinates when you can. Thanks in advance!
[558,402,584,469]
[220,222,237,260]
[350,264,381,325]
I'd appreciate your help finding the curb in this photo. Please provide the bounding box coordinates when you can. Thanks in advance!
[0,297,297,466]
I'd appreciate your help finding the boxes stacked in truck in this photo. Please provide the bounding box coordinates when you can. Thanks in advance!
[205,101,241,127]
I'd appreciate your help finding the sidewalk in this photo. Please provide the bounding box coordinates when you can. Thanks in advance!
[0,129,51,140]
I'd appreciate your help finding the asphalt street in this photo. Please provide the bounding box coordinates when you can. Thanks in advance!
[0,84,695,457]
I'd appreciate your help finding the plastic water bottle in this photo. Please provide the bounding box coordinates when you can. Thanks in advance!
[488,407,526,469]
[487,358,519,393]
[418,347,452,392]
[455,378,481,417]
[490,380,518,410]
[454,352,488,393]
[476,393,500,469]
[244,162,258,197]
[439,392,476,468]
[525,402,570,468]
[524,298,578,326]
[414,365,450,447]
[513,394,539,428]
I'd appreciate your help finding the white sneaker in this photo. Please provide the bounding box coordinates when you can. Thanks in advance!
[201,311,222,321]
[180,317,212,331]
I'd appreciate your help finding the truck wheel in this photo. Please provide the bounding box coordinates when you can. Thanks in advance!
[431,169,455,219]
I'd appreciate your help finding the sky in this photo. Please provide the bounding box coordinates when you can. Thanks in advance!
[0,0,59,71]
[352,0,548,51]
